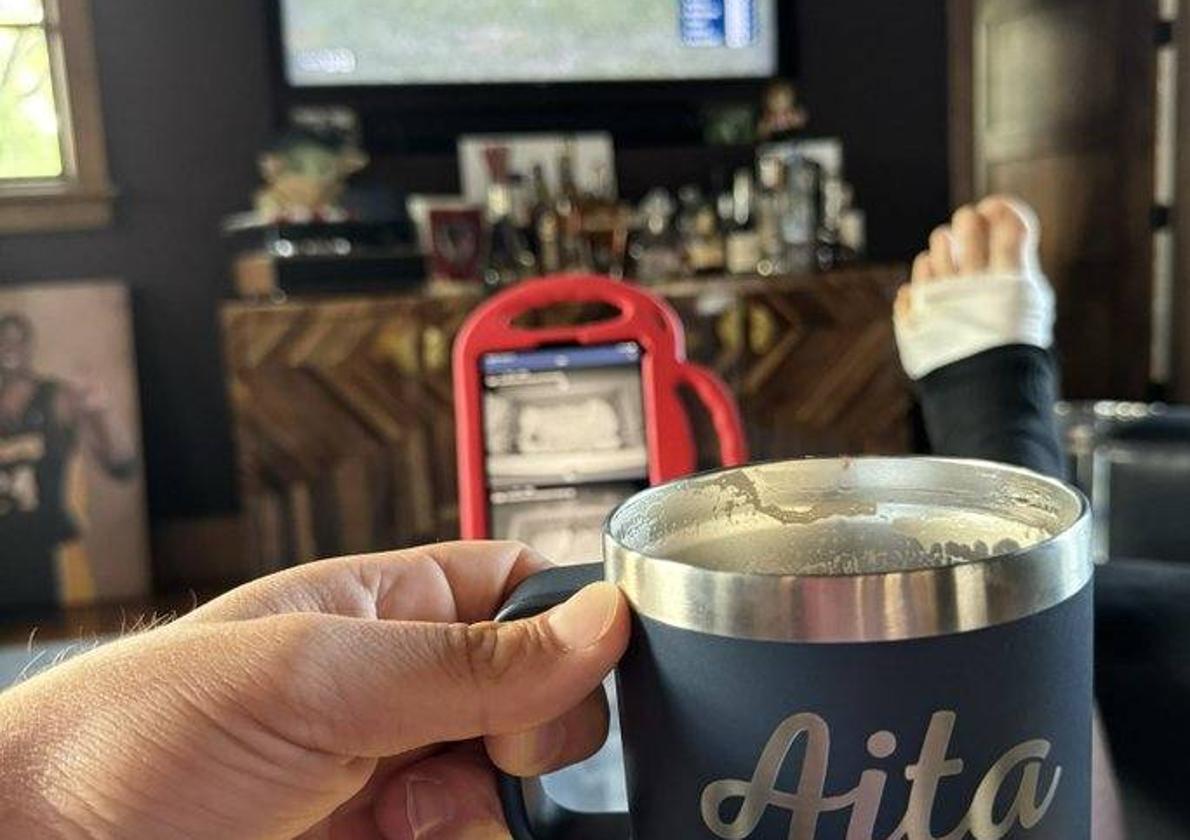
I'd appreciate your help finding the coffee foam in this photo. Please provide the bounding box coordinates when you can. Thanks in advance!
[616,464,1057,577]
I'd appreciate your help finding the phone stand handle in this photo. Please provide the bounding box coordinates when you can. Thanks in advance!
[494,564,632,840]
[677,362,749,466]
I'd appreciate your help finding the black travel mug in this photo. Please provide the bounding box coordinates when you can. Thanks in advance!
[496,457,1093,839]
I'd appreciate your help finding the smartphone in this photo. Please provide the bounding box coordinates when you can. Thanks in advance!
[481,341,648,565]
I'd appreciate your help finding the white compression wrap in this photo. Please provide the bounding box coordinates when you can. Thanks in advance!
[893,272,1056,381]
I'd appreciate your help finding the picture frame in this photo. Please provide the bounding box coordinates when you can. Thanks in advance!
[0,280,149,612]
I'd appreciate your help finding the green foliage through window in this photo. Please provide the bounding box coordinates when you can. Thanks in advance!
[0,0,64,181]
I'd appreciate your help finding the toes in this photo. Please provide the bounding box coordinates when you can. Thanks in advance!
[928,226,957,277]
[911,251,934,283]
[894,285,911,320]
[978,194,1039,234]
[977,195,1035,272]
[952,206,989,273]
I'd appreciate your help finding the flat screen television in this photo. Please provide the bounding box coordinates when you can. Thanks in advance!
[280,0,779,87]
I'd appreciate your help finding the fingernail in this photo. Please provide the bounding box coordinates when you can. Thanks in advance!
[407,776,454,837]
[547,582,619,651]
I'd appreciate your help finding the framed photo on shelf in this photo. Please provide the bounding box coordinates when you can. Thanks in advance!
[457,132,616,204]
[0,281,149,613]
[427,206,485,281]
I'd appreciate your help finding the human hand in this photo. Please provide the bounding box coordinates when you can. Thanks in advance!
[0,542,629,839]
[64,369,113,419]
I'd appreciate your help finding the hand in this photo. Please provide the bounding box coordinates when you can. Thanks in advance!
[0,542,629,839]
[71,378,111,418]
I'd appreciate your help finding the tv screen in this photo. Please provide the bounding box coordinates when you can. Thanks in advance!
[281,0,779,87]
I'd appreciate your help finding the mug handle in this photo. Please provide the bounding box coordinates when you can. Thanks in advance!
[675,361,749,468]
[495,563,632,840]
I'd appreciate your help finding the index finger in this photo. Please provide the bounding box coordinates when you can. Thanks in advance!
[181,541,552,625]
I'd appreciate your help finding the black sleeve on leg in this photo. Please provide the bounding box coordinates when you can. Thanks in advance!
[915,345,1065,481]
[1095,559,1190,824]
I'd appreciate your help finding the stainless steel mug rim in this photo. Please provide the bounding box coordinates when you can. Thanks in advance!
[602,457,1092,643]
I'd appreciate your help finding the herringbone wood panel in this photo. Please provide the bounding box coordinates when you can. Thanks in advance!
[222,267,909,570]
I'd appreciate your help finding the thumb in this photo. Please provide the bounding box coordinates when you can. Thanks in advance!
[251,582,630,758]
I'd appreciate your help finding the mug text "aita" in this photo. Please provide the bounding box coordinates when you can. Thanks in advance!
[701,710,1060,840]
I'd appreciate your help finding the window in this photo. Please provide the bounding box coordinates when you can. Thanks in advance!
[0,0,112,232]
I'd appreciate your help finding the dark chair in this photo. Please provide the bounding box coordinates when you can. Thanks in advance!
[1057,402,1190,564]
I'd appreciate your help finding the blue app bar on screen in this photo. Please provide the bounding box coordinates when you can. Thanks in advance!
[482,343,641,375]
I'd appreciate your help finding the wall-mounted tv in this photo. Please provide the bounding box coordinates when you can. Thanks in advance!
[280,0,779,87]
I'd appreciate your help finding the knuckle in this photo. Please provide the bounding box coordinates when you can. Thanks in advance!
[453,619,555,686]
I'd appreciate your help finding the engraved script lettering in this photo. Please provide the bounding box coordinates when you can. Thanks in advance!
[700,711,1061,840]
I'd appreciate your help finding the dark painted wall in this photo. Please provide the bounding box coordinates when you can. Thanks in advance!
[0,1,949,530]
[795,1,951,262]
[0,2,272,520]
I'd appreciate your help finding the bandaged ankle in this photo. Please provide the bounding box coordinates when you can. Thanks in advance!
[893,271,1056,381]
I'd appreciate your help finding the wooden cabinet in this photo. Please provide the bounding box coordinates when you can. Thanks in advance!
[221,267,910,571]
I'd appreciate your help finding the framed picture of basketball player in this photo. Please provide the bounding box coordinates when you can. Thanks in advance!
[0,281,149,614]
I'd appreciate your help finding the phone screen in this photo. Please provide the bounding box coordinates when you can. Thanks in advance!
[481,342,649,565]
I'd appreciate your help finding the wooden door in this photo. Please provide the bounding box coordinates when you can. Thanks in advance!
[1174,2,1190,402]
[950,0,1158,399]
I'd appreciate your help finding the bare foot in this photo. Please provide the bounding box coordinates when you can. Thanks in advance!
[895,195,1040,320]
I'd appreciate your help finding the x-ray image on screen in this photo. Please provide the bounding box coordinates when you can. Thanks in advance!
[490,483,640,566]
[482,344,647,489]
[482,343,649,560]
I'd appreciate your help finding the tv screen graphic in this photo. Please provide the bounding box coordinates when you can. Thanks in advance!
[281,0,779,87]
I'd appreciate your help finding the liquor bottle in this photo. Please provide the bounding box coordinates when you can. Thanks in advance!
[688,203,726,275]
[481,146,535,289]
[629,188,683,285]
[556,146,591,270]
[713,169,734,231]
[677,185,725,275]
[840,204,867,262]
[755,156,789,276]
[508,171,531,231]
[816,174,850,270]
[676,184,705,243]
[581,164,630,277]
[530,163,561,273]
[783,158,819,274]
[714,183,733,228]
[724,168,761,275]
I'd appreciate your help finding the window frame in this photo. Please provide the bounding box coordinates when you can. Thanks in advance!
[0,0,113,233]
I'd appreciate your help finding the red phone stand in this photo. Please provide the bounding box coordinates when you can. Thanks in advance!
[453,274,748,540]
